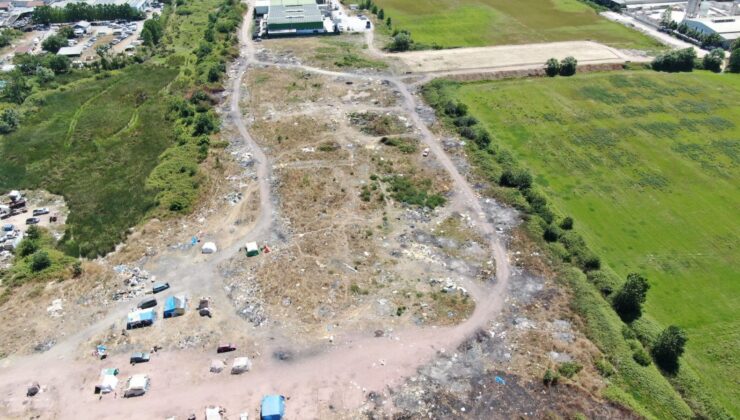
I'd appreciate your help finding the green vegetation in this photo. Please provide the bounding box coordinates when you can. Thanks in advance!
[557,361,583,378]
[3,226,76,291]
[423,71,740,418]
[383,175,445,209]
[379,136,417,153]
[32,3,143,24]
[373,0,662,49]
[0,0,244,264]
[0,28,22,48]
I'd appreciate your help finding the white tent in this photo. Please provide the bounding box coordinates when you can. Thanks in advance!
[245,242,259,257]
[210,359,225,373]
[124,374,149,397]
[205,406,224,420]
[202,242,217,254]
[231,357,252,374]
[98,375,118,394]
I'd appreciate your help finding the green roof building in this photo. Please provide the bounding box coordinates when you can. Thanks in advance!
[266,2,325,34]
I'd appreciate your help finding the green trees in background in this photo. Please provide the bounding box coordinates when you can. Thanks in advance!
[544,57,577,77]
[32,4,143,24]
[652,47,696,72]
[702,48,724,73]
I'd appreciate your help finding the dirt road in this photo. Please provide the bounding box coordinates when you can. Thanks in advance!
[0,8,518,419]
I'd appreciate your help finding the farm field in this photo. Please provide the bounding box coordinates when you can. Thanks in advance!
[448,72,739,416]
[374,0,662,50]
[0,65,178,258]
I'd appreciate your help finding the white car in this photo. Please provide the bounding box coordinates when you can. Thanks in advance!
[422,148,430,157]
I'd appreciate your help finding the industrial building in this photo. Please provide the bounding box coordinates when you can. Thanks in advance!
[684,15,740,46]
[265,0,326,36]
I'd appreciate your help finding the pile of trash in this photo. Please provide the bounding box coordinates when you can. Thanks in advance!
[111,265,155,301]
[224,191,244,205]
[226,277,267,326]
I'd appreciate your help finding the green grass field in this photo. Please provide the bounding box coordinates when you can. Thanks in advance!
[0,65,178,257]
[374,0,662,49]
[447,71,739,416]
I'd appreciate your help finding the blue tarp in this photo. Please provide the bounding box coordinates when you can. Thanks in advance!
[163,295,185,318]
[163,296,176,314]
[139,310,156,322]
[261,395,285,420]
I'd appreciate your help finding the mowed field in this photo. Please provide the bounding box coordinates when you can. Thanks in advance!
[451,72,739,415]
[0,65,178,257]
[375,0,662,49]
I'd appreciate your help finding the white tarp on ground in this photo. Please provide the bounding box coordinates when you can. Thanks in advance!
[231,357,252,374]
[99,375,118,394]
[124,374,149,396]
[202,242,217,254]
[205,406,223,420]
[210,359,225,373]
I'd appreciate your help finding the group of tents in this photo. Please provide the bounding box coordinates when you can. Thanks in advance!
[126,295,187,329]
[95,369,150,398]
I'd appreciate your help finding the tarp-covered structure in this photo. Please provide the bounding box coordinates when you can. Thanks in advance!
[163,295,187,318]
[124,374,149,397]
[202,242,217,254]
[261,395,286,420]
[126,308,156,329]
[231,357,252,374]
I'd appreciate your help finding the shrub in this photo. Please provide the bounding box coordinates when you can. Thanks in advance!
[560,216,574,230]
[652,48,696,72]
[16,239,38,257]
[612,273,650,322]
[30,251,51,272]
[633,347,652,366]
[474,129,491,149]
[558,361,583,378]
[543,368,559,386]
[388,31,412,52]
[729,48,740,73]
[458,125,476,140]
[499,168,532,189]
[595,358,615,377]
[559,56,577,76]
[453,115,477,127]
[0,108,20,134]
[545,58,560,77]
[702,48,724,73]
[652,325,687,373]
[444,100,468,117]
[543,224,561,242]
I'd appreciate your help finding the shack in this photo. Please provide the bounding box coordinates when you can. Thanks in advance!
[231,357,252,374]
[163,295,186,318]
[202,241,217,254]
[261,395,286,420]
[124,374,149,398]
[246,241,259,257]
[126,308,156,329]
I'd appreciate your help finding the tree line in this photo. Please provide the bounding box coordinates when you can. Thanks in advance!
[651,43,740,73]
[32,4,144,24]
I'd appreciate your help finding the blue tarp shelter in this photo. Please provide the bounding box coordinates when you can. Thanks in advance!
[261,395,285,420]
[163,295,186,319]
[126,308,156,329]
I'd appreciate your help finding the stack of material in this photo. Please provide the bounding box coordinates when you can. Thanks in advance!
[231,357,252,374]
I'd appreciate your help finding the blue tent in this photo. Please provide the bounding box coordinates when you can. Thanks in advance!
[163,295,186,318]
[260,395,285,420]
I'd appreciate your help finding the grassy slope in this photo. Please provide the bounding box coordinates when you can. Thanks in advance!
[0,65,178,256]
[374,0,662,49]
[451,71,739,416]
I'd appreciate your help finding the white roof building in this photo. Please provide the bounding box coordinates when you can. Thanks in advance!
[684,15,740,45]
[57,45,84,56]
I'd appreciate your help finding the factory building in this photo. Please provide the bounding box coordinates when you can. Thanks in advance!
[683,15,740,47]
[265,0,326,36]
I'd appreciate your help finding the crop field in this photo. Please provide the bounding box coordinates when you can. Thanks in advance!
[444,71,739,416]
[0,65,178,257]
[374,0,662,49]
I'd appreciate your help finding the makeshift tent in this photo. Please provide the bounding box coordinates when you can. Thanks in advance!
[202,242,218,254]
[205,406,224,420]
[126,308,156,329]
[261,395,286,420]
[210,359,225,373]
[163,295,187,318]
[231,357,252,374]
[8,190,21,201]
[98,374,118,394]
[246,242,259,257]
[101,368,119,376]
[124,374,149,397]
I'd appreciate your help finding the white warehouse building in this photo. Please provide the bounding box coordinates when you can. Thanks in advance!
[683,16,740,47]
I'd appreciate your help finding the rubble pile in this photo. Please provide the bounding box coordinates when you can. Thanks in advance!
[111,265,154,301]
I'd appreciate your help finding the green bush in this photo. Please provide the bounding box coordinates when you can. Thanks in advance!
[558,361,583,378]
[543,368,559,386]
[30,251,51,272]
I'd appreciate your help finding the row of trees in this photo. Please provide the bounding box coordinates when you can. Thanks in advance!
[545,56,577,77]
[652,45,739,73]
[32,4,144,24]
[729,39,740,73]
[660,15,724,50]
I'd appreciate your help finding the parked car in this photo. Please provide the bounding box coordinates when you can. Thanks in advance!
[422,148,430,157]
[137,297,157,309]
[32,208,49,216]
[25,217,40,225]
[2,224,13,232]
[152,282,170,294]
[217,344,237,353]
[130,352,150,364]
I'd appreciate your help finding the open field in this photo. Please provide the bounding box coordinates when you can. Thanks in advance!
[0,65,178,257]
[444,71,740,416]
[374,0,663,50]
